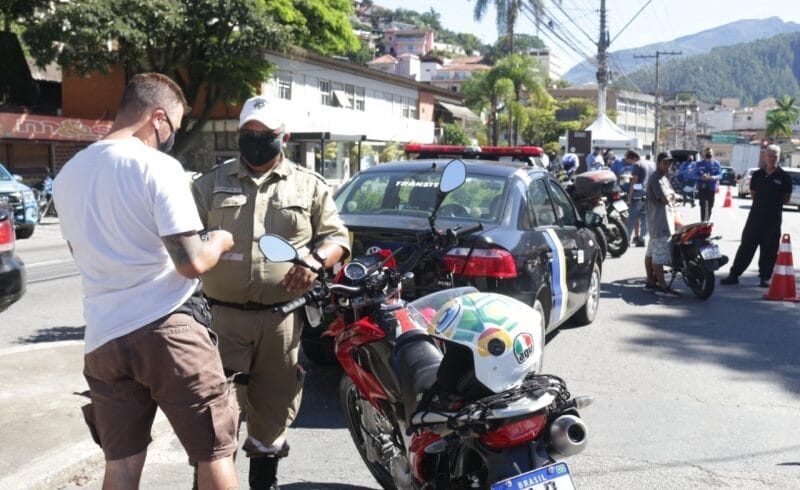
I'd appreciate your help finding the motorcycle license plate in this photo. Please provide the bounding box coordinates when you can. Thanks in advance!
[491,462,575,490]
[612,200,628,212]
[700,245,722,260]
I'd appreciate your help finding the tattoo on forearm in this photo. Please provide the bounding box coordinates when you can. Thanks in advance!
[162,232,202,267]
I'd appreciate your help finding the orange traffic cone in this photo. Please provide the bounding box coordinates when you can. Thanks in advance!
[763,234,800,302]
[723,186,732,208]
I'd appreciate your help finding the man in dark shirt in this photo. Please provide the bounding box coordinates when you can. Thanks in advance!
[721,144,793,287]
[626,150,654,247]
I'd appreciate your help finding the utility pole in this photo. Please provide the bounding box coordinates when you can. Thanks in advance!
[634,50,681,154]
[596,0,610,116]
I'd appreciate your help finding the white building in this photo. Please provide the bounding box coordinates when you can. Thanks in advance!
[196,48,472,186]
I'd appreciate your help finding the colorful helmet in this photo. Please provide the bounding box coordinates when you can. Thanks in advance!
[427,292,544,393]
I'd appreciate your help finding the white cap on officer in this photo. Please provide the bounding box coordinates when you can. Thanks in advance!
[238,96,284,130]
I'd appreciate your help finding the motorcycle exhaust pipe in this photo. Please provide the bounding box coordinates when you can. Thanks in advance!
[549,414,588,457]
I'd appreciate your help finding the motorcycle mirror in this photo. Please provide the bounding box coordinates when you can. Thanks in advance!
[429,159,467,227]
[258,234,299,263]
[439,159,467,193]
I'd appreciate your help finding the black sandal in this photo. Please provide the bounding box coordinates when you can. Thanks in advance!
[656,286,681,296]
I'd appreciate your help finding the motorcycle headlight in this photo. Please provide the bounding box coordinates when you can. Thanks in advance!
[22,190,35,202]
[9,192,22,201]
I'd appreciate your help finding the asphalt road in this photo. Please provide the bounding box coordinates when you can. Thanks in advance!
[6,191,800,489]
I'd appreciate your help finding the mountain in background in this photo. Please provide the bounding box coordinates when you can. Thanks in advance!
[615,31,800,104]
[564,17,800,85]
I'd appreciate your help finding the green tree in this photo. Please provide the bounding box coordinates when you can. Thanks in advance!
[766,95,799,139]
[0,0,48,32]
[440,123,471,145]
[473,0,541,54]
[23,0,358,158]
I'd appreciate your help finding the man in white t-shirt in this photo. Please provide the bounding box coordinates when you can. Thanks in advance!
[53,73,238,490]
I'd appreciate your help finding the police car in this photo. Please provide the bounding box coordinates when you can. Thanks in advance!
[296,145,604,363]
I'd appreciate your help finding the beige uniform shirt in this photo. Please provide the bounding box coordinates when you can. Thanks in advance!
[192,156,350,305]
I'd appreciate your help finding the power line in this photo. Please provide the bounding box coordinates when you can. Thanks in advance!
[634,50,682,152]
[520,3,597,65]
[518,5,597,67]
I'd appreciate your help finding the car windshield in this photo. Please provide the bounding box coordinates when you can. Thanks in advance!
[789,171,800,186]
[334,168,508,222]
[0,164,13,181]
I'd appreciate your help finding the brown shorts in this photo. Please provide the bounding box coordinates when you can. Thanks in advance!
[83,313,238,462]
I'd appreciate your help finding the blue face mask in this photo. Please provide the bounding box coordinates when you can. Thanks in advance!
[238,132,282,167]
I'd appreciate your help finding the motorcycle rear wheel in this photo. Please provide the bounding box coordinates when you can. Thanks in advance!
[605,216,629,258]
[339,375,399,490]
[685,266,715,300]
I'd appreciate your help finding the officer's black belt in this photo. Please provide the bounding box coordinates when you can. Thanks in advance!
[207,298,278,311]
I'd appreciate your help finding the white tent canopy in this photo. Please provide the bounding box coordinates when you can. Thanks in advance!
[585,113,639,150]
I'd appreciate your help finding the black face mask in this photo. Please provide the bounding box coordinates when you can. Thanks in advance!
[156,130,175,153]
[239,132,282,167]
[155,112,176,153]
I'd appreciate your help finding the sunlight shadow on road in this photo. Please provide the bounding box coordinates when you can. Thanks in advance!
[15,325,85,344]
[617,279,800,397]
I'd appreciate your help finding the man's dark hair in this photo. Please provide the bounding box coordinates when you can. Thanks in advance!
[625,150,640,160]
[117,73,189,124]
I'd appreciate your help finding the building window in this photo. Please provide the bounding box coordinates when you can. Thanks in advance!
[403,97,418,119]
[355,86,366,111]
[319,79,332,106]
[276,72,292,100]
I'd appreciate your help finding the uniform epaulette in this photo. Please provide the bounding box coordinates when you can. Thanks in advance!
[292,163,327,183]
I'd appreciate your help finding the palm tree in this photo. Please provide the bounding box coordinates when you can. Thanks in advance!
[766,95,799,139]
[472,0,545,55]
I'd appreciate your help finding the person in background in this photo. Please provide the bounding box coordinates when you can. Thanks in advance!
[53,72,239,490]
[626,150,653,247]
[720,144,793,288]
[586,146,604,171]
[644,152,680,295]
[695,148,721,222]
[192,95,350,490]
[561,147,579,181]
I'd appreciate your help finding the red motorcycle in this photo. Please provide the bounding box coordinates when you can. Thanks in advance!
[259,160,591,489]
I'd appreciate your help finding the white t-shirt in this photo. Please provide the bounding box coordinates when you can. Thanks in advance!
[54,137,203,353]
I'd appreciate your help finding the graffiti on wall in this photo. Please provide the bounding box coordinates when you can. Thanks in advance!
[0,113,112,142]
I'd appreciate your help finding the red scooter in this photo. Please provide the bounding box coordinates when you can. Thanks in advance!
[259,160,591,489]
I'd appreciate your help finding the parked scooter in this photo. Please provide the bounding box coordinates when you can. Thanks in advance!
[258,160,592,489]
[666,222,728,299]
[566,170,629,259]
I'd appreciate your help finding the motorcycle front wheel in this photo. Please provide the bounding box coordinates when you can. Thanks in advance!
[340,376,398,490]
[685,264,715,300]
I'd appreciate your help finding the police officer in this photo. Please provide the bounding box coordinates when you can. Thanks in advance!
[695,148,721,222]
[192,96,350,489]
[720,144,792,288]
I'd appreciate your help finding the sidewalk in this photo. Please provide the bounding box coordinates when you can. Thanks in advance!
[0,341,171,490]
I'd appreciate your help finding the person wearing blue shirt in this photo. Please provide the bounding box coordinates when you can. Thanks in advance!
[695,148,721,221]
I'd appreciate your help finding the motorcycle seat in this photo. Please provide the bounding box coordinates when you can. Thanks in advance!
[393,331,443,423]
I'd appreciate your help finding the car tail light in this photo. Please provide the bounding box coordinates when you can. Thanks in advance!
[0,218,14,252]
[480,413,548,449]
[444,247,517,278]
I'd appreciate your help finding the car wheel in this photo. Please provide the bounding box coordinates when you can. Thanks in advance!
[15,224,35,239]
[572,261,600,326]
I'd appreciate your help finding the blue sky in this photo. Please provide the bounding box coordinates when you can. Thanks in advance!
[374,0,800,70]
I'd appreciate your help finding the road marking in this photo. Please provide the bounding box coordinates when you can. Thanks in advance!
[26,258,74,268]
